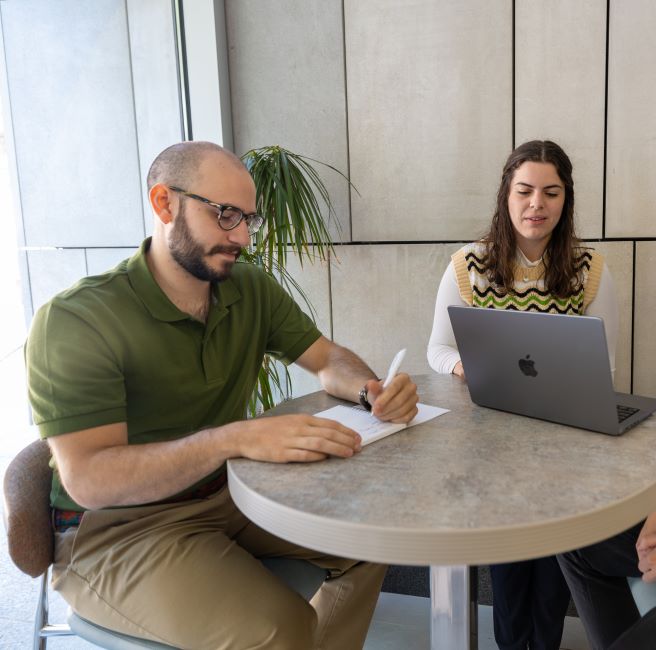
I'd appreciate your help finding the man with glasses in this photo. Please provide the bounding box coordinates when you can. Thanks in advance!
[26,141,419,650]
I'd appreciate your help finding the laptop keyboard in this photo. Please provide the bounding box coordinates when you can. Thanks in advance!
[617,404,640,423]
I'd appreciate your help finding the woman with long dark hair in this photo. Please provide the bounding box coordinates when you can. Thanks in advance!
[427,140,619,650]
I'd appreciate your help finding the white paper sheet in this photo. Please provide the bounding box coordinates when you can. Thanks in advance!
[314,403,449,446]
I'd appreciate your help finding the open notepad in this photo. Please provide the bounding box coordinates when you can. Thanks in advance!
[314,403,449,446]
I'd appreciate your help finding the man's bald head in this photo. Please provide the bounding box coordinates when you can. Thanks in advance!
[146,141,246,191]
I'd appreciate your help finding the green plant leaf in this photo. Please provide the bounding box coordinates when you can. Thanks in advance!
[240,145,352,414]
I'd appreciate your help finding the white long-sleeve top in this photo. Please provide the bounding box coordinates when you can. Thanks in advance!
[427,250,619,376]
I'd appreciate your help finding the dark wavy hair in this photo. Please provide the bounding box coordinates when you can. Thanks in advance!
[482,140,583,297]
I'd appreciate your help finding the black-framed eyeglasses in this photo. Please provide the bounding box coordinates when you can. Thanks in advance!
[168,186,263,235]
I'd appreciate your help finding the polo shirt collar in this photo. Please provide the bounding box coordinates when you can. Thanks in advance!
[127,238,241,322]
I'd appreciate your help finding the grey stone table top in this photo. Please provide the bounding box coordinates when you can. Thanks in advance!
[228,374,656,565]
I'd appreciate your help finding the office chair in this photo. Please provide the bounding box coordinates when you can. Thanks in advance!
[3,439,327,649]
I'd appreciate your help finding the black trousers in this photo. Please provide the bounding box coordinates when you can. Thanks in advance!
[490,556,571,650]
[608,607,656,650]
[557,522,648,650]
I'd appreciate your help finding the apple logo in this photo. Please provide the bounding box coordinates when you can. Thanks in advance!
[518,354,538,377]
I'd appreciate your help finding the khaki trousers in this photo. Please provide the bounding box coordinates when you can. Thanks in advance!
[53,487,386,650]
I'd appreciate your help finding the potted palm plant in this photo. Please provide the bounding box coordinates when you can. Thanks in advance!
[240,145,349,416]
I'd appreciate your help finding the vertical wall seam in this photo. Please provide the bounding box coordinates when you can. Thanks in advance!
[25,251,34,316]
[511,0,516,149]
[630,241,636,394]
[340,0,353,242]
[124,0,146,239]
[219,0,235,151]
[327,248,334,341]
[0,6,34,319]
[170,0,186,141]
[602,0,610,238]
[174,0,193,141]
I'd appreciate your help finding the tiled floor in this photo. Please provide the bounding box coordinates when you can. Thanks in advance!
[364,593,589,650]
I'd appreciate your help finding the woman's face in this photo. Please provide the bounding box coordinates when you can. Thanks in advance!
[507,161,566,261]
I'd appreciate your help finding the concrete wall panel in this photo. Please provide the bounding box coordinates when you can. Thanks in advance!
[593,241,632,393]
[606,0,656,237]
[634,242,656,397]
[515,0,606,238]
[1,1,144,247]
[331,243,461,381]
[281,251,332,398]
[27,249,87,313]
[86,247,139,276]
[127,0,183,232]
[345,0,512,241]
[5,0,656,407]
[183,0,233,147]
[225,0,350,242]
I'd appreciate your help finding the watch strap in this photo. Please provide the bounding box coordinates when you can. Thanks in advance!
[358,386,372,411]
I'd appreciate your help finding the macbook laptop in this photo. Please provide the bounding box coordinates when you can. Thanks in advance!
[447,305,656,435]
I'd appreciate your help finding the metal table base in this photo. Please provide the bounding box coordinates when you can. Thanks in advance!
[430,565,478,649]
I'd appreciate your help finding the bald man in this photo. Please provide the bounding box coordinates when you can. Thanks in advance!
[26,141,418,650]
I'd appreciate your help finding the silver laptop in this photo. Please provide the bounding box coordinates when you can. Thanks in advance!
[447,305,656,435]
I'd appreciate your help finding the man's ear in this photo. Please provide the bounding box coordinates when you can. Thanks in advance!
[149,183,174,225]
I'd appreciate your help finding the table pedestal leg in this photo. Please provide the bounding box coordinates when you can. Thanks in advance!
[430,565,477,649]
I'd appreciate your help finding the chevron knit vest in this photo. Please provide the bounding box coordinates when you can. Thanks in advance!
[451,242,604,314]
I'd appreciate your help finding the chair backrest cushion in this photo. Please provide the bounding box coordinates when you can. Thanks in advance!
[3,439,54,577]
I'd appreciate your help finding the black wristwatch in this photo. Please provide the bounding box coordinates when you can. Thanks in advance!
[358,386,372,411]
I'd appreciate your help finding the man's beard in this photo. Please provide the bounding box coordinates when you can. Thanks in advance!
[169,203,242,283]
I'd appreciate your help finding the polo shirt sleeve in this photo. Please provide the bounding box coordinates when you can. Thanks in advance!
[26,301,127,438]
[260,272,322,365]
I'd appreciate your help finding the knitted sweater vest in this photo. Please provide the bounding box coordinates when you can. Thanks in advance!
[451,242,604,314]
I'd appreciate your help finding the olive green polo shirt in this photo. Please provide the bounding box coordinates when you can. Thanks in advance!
[26,238,321,510]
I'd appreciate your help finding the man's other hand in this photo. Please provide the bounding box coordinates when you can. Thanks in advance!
[234,414,362,463]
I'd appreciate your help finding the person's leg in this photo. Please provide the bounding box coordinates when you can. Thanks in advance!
[607,606,656,650]
[528,555,571,650]
[557,522,643,650]
[233,500,387,650]
[53,490,318,650]
[490,561,533,650]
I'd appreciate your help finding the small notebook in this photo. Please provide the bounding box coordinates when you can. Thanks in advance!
[314,403,448,446]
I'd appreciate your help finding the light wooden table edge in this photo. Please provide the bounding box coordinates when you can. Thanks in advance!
[228,462,656,566]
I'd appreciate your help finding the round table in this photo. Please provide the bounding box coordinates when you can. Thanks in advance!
[228,374,656,648]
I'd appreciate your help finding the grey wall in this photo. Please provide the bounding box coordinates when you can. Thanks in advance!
[226,0,656,398]
[0,0,181,315]
[3,1,656,399]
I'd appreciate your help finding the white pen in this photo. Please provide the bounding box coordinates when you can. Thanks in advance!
[382,348,407,389]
